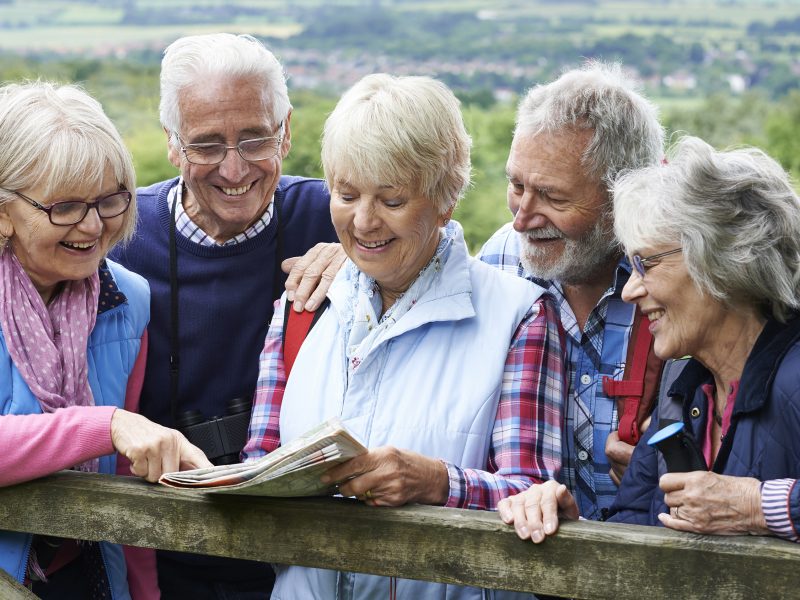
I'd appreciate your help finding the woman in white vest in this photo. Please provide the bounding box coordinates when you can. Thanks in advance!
[0,81,211,599]
[243,74,566,599]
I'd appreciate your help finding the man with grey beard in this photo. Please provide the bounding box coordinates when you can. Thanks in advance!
[478,61,665,532]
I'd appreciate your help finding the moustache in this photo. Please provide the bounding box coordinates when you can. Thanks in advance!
[523,226,566,241]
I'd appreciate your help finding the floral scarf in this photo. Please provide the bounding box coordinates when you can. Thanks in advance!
[343,223,455,373]
[0,248,100,472]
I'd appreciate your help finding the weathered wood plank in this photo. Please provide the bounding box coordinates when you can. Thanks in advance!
[0,471,798,599]
[0,565,36,599]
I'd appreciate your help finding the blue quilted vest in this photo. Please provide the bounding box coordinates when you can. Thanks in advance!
[0,260,149,599]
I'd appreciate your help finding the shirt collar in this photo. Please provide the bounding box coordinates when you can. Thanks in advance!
[169,177,274,247]
[97,259,127,315]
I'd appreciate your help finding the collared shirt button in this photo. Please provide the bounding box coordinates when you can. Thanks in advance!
[577,450,589,461]
[580,374,592,385]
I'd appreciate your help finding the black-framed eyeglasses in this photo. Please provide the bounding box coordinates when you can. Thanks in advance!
[631,248,682,278]
[1,188,132,226]
[176,122,285,165]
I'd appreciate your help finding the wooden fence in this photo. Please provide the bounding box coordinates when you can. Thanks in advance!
[0,471,798,599]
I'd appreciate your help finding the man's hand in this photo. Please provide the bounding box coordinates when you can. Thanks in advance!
[606,416,650,486]
[658,472,768,535]
[605,431,635,486]
[282,243,346,312]
[320,447,449,507]
[110,410,212,483]
[497,480,579,543]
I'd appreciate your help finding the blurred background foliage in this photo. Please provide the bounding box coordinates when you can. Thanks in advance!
[2,0,799,251]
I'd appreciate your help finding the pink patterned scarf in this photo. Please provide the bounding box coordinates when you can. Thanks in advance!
[0,248,100,471]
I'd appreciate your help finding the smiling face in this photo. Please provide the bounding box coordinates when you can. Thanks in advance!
[621,244,726,360]
[168,75,291,242]
[506,129,619,285]
[330,179,449,305]
[0,166,125,302]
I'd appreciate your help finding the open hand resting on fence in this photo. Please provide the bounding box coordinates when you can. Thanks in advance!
[497,480,580,543]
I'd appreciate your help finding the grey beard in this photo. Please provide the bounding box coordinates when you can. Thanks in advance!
[518,217,620,286]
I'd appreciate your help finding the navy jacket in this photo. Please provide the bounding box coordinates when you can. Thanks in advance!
[609,317,800,526]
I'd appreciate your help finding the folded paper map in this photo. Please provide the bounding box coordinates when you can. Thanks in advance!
[159,417,367,497]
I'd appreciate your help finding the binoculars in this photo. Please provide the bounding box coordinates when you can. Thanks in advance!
[176,397,252,465]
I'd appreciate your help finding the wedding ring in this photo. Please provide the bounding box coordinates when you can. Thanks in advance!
[365,489,373,499]
[675,506,681,519]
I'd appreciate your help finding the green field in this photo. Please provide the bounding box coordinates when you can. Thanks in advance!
[2,0,799,249]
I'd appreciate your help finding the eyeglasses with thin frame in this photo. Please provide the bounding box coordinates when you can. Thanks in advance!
[176,122,285,165]
[631,247,682,278]
[1,188,132,226]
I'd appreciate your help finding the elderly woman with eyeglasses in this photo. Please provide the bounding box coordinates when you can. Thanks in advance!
[500,135,800,544]
[0,82,212,598]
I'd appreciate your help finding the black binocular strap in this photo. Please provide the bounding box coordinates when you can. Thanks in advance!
[167,189,284,425]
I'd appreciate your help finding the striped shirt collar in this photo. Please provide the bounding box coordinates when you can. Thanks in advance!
[167,177,274,247]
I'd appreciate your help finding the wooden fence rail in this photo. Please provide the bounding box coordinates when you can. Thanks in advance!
[0,471,798,599]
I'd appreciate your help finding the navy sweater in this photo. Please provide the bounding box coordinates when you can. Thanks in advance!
[111,176,337,428]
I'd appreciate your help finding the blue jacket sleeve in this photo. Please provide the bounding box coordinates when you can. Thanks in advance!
[607,409,665,526]
[790,482,800,536]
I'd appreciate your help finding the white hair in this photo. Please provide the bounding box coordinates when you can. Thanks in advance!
[614,136,800,322]
[516,60,664,189]
[159,33,291,134]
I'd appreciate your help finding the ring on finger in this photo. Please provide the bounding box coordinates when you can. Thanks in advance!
[364,489,373,499]
[675,506,681,519]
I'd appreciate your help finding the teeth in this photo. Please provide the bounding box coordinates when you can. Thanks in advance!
[62,241,95,250]
[359,239,391,249]
[647,310,665,321]
[221,183,253,196]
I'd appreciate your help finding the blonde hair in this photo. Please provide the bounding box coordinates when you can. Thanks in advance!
[0,81,136,246]
[321,74,471,215]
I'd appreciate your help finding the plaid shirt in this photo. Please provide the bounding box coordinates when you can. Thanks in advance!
[167,178,273,246]
[243,295,565,511]
[478,223,635,520]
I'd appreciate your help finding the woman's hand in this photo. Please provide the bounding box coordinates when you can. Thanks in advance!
[658,472,768,535]
[320,446,449,507]
[110,410,213,482]
[497,480,579,543]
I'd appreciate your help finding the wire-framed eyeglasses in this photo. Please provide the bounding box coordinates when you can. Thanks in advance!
[631,247,682,278]
[176,122,285,165]
[2,188,132,226]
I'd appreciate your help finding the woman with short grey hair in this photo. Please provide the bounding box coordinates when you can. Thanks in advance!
[244,73,567,598]
[609,136,800,541]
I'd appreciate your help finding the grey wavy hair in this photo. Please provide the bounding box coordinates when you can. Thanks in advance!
[321,73,471,216]
[0,81,137,245]
[516,60,664,189]
[613,135,800,322]
[159,33,291,134]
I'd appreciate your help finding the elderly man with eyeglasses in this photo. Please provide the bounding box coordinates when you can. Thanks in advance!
[109,33,338,599]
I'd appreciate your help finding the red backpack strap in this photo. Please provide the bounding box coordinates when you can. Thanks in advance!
[281,299,330,378]
[602,311,664,445]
